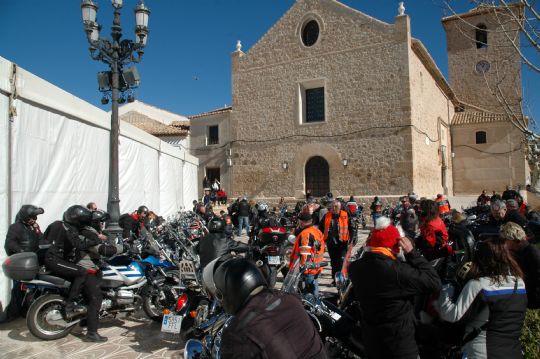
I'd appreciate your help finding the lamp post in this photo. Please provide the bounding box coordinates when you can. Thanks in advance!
[81,0,150,237]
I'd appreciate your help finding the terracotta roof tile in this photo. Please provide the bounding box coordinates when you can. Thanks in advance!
[122,112,189,137]
[452,112,508,125]
[188,106,232,120]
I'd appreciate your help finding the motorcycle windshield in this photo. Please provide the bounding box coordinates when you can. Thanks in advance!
[281,258,301,293]
[340,240,356,280]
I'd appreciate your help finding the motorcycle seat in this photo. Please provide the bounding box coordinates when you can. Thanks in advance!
[36,274,71,288]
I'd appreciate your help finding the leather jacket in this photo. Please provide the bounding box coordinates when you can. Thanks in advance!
[198,232,248,269]
[5,221,42,256]
[45,221,101,263]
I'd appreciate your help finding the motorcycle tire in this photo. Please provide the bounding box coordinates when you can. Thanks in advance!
[26,294,77,340]
[265,266,278,289]
[142,279,178,322]
[142,269,181,322]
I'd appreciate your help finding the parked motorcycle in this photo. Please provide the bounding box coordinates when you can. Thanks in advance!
[2,248,149,340]
[283,258,364,358]
[249,225,291,288]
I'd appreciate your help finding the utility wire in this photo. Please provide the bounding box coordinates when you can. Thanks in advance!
[180,123,441,152]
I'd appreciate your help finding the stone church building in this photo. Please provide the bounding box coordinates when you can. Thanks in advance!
[189,0,528,199]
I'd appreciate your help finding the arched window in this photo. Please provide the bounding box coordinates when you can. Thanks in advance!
[476,24,488,49]
[476,131,487,144]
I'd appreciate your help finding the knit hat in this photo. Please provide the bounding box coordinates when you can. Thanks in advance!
[367,217,401,252]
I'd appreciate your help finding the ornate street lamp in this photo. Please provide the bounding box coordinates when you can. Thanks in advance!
[81,0,150,237]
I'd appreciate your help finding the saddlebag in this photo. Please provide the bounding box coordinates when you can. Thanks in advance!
[2,252,39,281]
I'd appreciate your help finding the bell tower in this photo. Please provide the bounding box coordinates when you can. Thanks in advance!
[442,5,523,113]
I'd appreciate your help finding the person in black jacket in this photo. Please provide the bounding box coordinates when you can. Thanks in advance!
[5,205,44,256]
[45,205,107,342]
[502,185,519,201]
[2,205,44,322]
[504,199,528,229]
[198,217,248,269]
[236,197,251,236]
[502,222,540,309]
[349,218,442,359]
[208,257,328,359]
[448,211,475,262]
[119,205,149,239]
[473,200,507,240]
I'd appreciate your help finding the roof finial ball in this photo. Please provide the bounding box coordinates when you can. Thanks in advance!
[236,40,242,52]
[398,2,405,16]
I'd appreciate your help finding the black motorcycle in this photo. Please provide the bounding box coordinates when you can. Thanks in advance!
[249,225,292,288]
[283,258,364,358]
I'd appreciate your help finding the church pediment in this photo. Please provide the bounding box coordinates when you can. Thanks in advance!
[238,0,395,71]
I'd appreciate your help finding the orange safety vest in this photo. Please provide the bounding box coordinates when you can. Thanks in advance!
[435,197,450,214]
[323,210,350,242]
[289,225,325,275]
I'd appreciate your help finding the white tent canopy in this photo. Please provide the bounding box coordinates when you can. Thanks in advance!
[0,56,198,311]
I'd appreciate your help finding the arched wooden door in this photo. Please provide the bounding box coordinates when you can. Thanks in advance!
[305,156,329,197]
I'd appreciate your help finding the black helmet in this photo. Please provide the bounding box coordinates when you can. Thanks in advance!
[214,258,268,314]
[208,217,225,233]
[92,209,110,222]
[137,205,149,215]
[16,205,44,223]
[63,205,93,228]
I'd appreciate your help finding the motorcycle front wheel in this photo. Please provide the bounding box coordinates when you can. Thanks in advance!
[26,294,78,340]
[142,270,182,322]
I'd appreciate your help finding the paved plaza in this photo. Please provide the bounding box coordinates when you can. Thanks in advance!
[0,228,371,358]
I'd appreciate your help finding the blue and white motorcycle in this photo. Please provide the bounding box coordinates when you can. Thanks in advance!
[2,245,162,340]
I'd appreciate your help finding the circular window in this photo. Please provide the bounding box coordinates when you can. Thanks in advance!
[302,20,320,47]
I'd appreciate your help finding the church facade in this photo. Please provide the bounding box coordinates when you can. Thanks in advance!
[188,0,527,200]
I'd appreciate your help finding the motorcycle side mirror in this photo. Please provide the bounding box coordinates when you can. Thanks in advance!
[184,339,205,359]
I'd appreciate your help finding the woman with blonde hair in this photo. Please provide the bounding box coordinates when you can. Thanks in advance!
[502,221,540,309]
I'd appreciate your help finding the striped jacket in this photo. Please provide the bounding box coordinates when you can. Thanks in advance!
[438,276,527,359]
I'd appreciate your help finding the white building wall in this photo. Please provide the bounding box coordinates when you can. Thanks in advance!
[0,56,198,311]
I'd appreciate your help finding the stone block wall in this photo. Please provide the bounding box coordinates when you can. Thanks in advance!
[452,121,528,194]
[230,0,424,199]
[189,111,232,196]
[443,10,522,112]
[409,48,455,197]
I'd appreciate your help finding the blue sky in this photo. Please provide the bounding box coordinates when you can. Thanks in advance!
[0,0,537,123]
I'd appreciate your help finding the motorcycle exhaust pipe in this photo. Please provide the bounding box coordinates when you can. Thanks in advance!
[255,260,263,267]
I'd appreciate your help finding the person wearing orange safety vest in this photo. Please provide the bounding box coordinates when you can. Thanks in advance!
[289,211,325,297]
[435,194,451,215]
[320,200,354,280]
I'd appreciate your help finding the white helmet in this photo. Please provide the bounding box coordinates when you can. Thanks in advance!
[202,257,220,297]
[202,255,233,297]
[258,202,269,212]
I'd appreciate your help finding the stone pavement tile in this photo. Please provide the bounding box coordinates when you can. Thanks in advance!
[0,313,184,359]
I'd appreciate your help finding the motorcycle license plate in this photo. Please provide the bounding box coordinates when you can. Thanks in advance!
[267,256,281,265]
[328,310,341,321]
[161,314,182,334]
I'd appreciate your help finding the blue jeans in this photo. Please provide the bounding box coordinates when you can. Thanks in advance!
[236,216,250,236]
[303,274,319,298]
